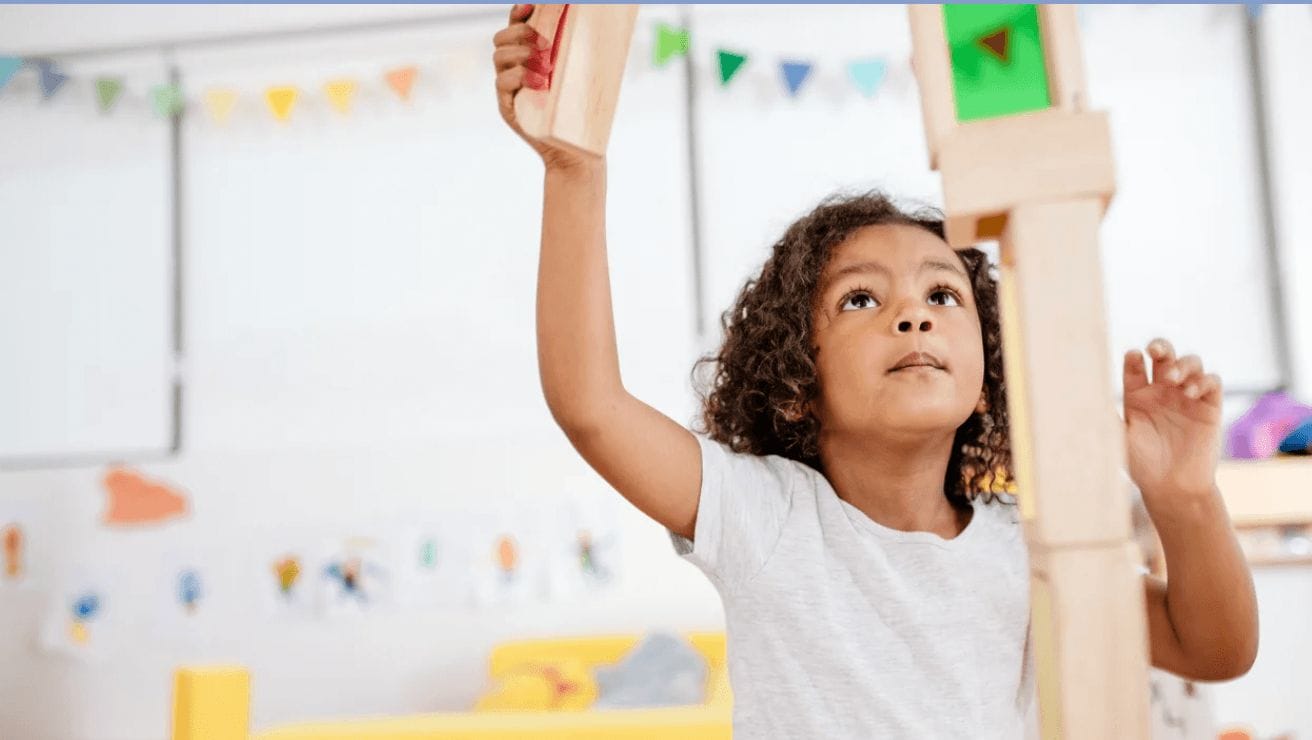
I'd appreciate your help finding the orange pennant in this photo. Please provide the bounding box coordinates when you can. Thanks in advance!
[324,79,357,114]
[102,468,188,526]
[265,85,299,122]
[385,66,418,102]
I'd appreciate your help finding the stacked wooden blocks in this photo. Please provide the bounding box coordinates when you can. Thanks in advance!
[908,5,1149,738]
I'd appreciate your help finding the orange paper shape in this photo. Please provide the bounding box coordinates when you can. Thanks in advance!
[102,468,188,525]
[265,86,299,122]
[2,523,23,579]
[385,66,418,102]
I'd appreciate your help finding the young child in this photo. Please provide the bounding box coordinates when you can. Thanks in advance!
[493,5,1259,735]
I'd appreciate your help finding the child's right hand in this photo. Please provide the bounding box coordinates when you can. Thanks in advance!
[493,4,591,170]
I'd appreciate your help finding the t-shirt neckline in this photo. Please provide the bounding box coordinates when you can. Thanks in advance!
[829,485,986,549]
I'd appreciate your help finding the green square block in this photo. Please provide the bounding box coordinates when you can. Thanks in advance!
[943,4,1051,122]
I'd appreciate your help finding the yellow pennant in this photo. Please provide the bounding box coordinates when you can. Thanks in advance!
[204,88,238,124]
[265,85,299,122]
[385,66,418,102]
[323,79,357,115]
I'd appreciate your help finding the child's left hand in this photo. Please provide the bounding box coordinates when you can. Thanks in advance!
[1123,338,1223,501]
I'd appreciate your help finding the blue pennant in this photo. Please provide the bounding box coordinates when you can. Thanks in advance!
[34,59,68,100]
[780,60,813,98]
[848,58,887,98]
[0,57,21,93]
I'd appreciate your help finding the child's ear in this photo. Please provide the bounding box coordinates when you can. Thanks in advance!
[975,393,988,415]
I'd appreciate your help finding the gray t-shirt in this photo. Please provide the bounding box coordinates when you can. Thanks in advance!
[671,435,1035,738]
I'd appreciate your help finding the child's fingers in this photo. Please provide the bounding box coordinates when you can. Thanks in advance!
[1195,373,1223,403]
[496,65,546,99]
[508,3,535,23]
[1123,349,1149,395]
[493,44,535,72]
[1170,354,1203,388]
[1146,338,1176,384]
[492,22,551,51]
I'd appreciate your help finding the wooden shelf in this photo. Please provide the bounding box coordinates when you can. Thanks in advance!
[1217,458,1312,528]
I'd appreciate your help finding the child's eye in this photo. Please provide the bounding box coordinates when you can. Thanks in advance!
[928,288,961,307]
[840,290,879,312]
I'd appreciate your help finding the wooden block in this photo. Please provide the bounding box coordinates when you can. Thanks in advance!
[999,198,1131,547]
[939,109,1115,247]
[907,4,1091,170]
[907,4,957,169]
[513,4,638,157]
[1029,542,1150,739]
[1217,459,1312,528]
[1039,4,1089,112]
[172,666,250,740]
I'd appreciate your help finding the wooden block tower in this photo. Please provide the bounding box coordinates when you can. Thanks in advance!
[513,4,639,157]
[908,5,1150,738]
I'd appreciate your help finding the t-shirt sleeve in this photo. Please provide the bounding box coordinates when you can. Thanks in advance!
[669,435,796,592]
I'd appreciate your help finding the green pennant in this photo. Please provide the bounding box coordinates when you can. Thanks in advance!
[151,83,185,118]
[654,23,690,68]
[717,50,747,86]
[95,78,123,114]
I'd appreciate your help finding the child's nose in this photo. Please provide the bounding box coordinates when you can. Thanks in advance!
[896,318,933,333]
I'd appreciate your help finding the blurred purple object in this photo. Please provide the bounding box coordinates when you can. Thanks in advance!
[1227,391,1312,459]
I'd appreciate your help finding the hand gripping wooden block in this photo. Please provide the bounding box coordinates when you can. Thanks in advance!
[172,666,250,740]
[1029,542,1150,740]
[938,108,1115,247]
[998,198,1131,547]
[513,4,639,157]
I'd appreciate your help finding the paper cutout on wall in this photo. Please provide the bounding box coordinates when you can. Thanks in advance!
[95,78,124,113]
[101,468,188,525]
[0,57,21,93]
[204,88,238,124]
[39,564,117,660]
[384,66,418,101]
[265,85,298,122]
[396,521,475,608]
[176,567,204,614]
[716,50,748,86]
[34,60,68,101]
[654,24,690,67]
[68,590,101,645]
[2,522,24,582]
[274,555,302,598]
[848,59,887,98]
[780,60,813,97]
[151,83,185,118]
[318,536,393,616]
[324,79,357,114]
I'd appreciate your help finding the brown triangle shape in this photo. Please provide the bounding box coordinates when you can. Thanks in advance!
[979,28,1010,62]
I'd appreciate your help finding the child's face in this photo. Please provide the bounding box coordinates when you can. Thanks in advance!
[809,224,985,442]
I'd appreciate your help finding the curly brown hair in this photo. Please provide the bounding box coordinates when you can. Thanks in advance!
[692,191,1011,507]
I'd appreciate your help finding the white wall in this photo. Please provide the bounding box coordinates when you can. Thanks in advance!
[1,4,1309,740]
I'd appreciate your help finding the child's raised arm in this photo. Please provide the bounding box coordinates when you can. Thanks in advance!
[494,4,701,540]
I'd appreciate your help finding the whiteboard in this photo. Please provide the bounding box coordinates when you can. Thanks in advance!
[0,54,175,464]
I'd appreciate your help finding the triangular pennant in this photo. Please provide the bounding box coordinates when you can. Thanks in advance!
[780,61,813,98]
[34,60,68,101]
[716,50,747,86]
[324,79,357,114]
[0,57,21,93]
[95,78,124,113]
[265,86,298,122]
[151,83,185,118]
[978,27,1011,63]
[384,66,417,101]
[653,24,690,67]
[204,88,237,124]
[848,58,887,98]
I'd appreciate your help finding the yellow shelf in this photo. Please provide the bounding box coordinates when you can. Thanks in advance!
[1217,458,1312,528]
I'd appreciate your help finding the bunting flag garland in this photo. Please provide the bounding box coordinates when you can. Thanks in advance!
[95,77,124,113]
[204,88,237,124]
[33,60,68,101]
[716,50,747,87]
[324,79,357,114]
[780,60,813,98]
[384,66,417,102]
[265,85,298,122]
[653,24,690,67]
[847,59,887,98]
[150,83,184,118]
[0,57,21,93]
